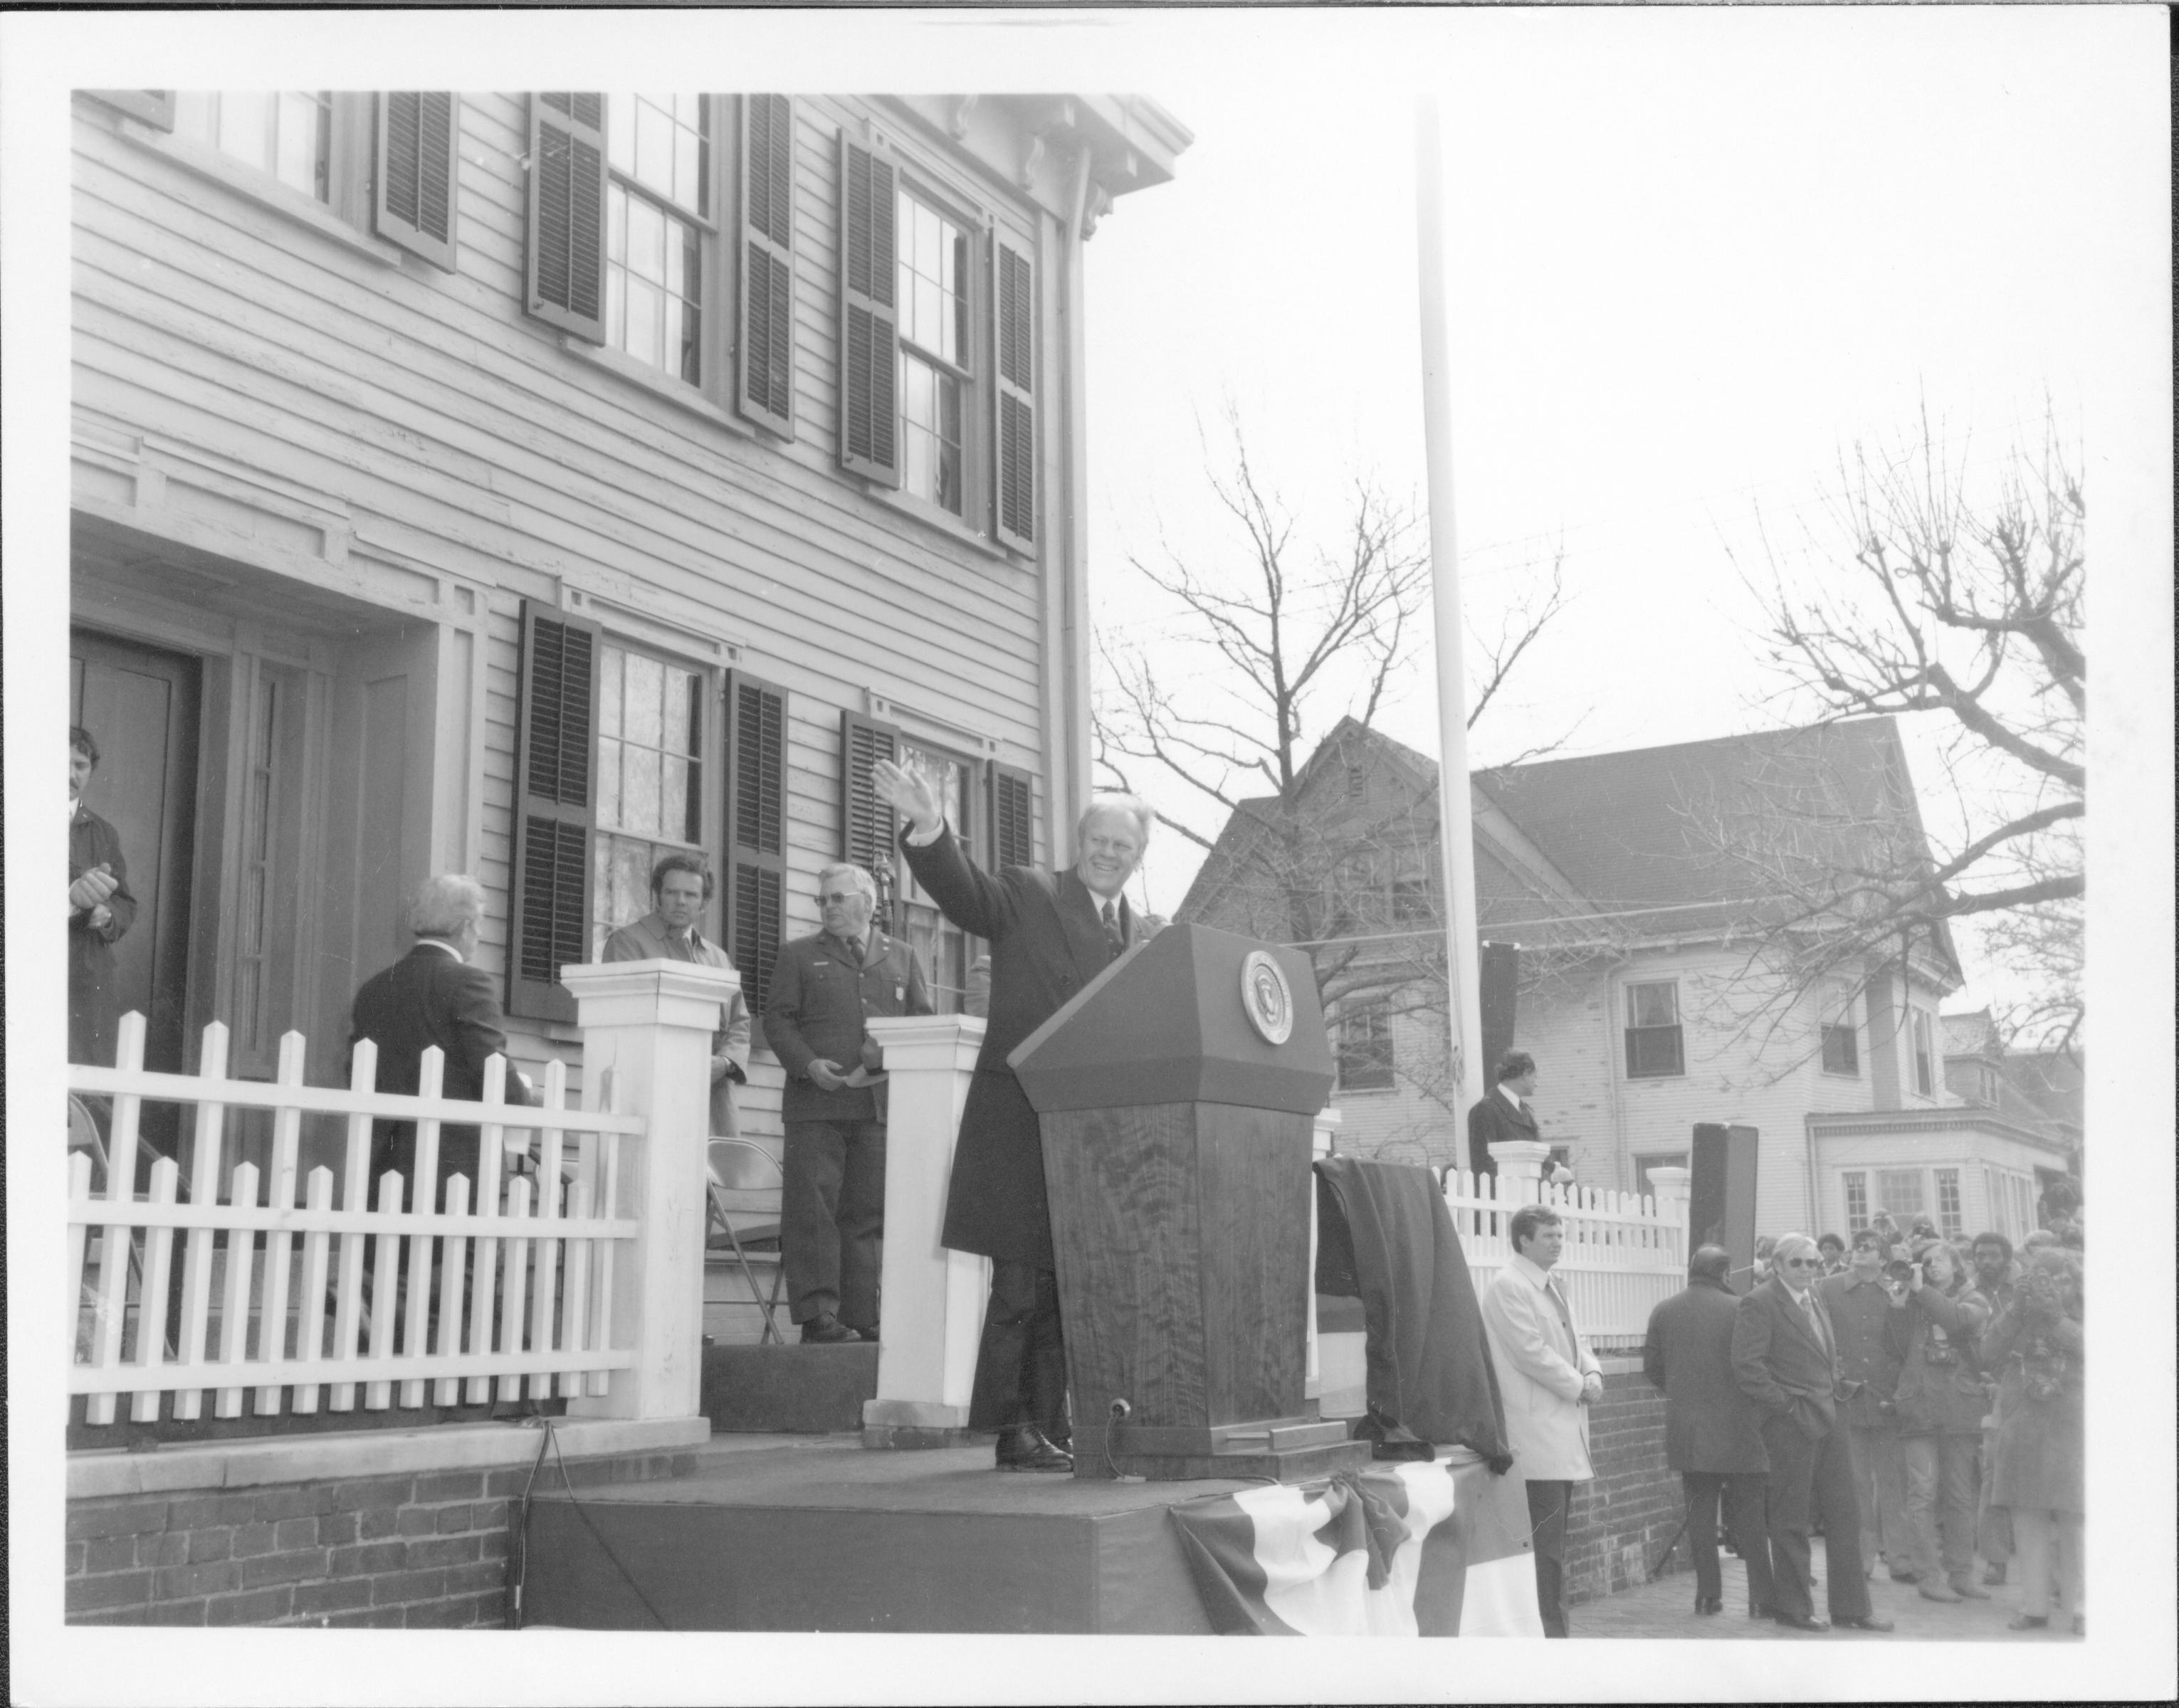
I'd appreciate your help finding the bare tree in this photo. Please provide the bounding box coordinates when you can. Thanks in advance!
[1721,407,2085,1053]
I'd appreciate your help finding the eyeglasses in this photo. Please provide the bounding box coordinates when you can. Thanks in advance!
[1781,1258,1821,1269]
[817,890,862,905]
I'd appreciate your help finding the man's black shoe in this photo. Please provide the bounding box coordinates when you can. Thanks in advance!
[849,1324,880,1343]
[1695,1596,1723,1615]
[995,1423,1073,1472]
[1773,1612,1829,1631]
[1748,1603,1773,1620]
[799,1313,858,1344]
[1834,1615,1895,1632]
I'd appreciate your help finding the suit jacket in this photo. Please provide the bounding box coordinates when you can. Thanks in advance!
[765,926,932,1124]
[601,913,752,1136]
[350,943,535,1200]
[898,823,1149,1265]
[1817,1269,1905,1428]
[68,806,139,1065]
[1479,1253,1601,1481]
[1643,1276,1770,1473]
[1731,1275,1843,1440]
[1465,1085,1537,1179]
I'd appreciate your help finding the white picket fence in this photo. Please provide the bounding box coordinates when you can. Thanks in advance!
[1442,1166,1687,1349]
[67,1013,646,1428]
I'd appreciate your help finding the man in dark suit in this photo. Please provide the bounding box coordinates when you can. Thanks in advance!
[764,860,932,1344]
[350,873,535,1208]
[1731,1233,1894,1633]
[873,758,1153,1472]
[1466,1050,1540,1181]
[1645,1244,1775,1618]
[68,726,139,1068]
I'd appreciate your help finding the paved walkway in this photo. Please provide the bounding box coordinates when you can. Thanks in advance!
[1572,1554,2085,1642]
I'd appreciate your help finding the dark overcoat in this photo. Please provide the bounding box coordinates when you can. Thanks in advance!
[1464,1085,1537,1179]
[1980,1295,2083,1514]
[899,825,1147,1265]
[1643,1275,1770,1473]
[69,806,138,1066]
[765,927,932,1124]
[350,944,535,1201]
[1731,1275,1843,1439]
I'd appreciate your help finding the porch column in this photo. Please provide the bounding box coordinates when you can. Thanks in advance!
[1646,1164,1693,1268]
[562,958,738,1423]
[1307,1108,1343,1387]
[1489,1138,1553,1203]
[861,1013,989,1445]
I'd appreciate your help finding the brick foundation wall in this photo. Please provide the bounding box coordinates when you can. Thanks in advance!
[1563,1362,1682,1606]
[65,1443,699,1628]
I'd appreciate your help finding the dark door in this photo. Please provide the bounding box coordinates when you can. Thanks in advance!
[70,630,201,1097]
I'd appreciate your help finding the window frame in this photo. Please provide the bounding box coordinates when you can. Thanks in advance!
[888,732,986,1016]
[1622,977,1685,1079]
[1909,1008,1936,1097]
[1335,1000,1396,1093]
[601,93,718,392]
[1874,1167,1926,1223]
[1843,1169,1869,1235]
[892,169,986,525]
[1935,1167,1963,1237]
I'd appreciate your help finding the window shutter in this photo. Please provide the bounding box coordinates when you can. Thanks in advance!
[737,95,797,436]
[508,601,602,1023]
[374,93,461,271]
[525,93,607,342]
[725,670,789,1024]
[84,91,176,130]
[992,238,1037,552]
[840,709,902,926]
[987,763,1035,871]
[836,131,900,485]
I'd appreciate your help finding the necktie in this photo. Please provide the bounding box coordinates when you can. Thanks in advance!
[1805,1293,1832,1361]
[1100,900,1125,962]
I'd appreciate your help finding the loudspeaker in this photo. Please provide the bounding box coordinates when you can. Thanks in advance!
[1479,942,1519,1082]
[1689,1123,1760,1295]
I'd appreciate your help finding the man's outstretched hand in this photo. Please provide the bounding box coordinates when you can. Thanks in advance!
[871,759,945,838]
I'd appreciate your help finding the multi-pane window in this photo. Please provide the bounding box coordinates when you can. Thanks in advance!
[1910,1009,1935,1097]
[1936,1168,1963,1237]
[1336,1003,1395,1091]
[174,91,332,200]
[590,641,706,961]
[1843,1171,1869,1235]
[604,94,709,385]
[1624,979,1684,1077]
[1820,988,1859,1075]
[897,189,971,515]
[1875,1168,1924,1223]
[894,739,975,1013]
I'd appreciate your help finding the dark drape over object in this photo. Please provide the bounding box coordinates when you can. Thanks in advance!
[1314,1155,1513,1472]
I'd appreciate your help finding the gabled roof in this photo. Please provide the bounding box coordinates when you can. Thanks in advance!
[1477,717,1960,980]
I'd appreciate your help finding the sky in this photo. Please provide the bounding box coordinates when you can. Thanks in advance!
[1073,9,2165,1028]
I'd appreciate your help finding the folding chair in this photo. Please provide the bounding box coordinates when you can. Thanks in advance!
[705,1138,786,1346]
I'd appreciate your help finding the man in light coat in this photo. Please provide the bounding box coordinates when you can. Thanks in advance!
[1480,1203,1602,1638]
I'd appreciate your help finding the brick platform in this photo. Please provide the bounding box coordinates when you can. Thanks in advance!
[1562,1358,1681,1606]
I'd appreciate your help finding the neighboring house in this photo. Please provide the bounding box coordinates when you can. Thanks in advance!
[1944,1008,2084,1198]
[68,89,1187,1176]
[1180,715,2069,1243]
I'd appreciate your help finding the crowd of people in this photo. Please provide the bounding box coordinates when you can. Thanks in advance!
[1646,1203,2086,1635]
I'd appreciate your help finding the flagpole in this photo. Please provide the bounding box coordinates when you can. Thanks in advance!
[1415,95,1486,1126]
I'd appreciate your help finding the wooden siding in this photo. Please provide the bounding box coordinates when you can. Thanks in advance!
[70,94,1064,1134]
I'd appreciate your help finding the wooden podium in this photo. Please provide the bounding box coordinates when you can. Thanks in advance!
[1009,924,1374,1482]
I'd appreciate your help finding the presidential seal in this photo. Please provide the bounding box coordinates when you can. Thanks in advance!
[1239,949,1294,1045]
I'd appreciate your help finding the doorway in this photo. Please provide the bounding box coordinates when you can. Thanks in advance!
[70,630,201,1128]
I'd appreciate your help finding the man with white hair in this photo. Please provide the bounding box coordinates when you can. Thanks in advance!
[1732,1230,1894,1633]
[350,873,535,1205]
[763,861,932,1344]
[872,760,1154,1472]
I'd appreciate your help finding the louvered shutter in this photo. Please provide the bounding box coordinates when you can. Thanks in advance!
[992,238,1037,552]
[525,93,607,342]
[840,710,902,927]
[836,132,900,485]
[737,95,797,436]
[988,763,1035,871]
[374,93,461,271]
[84,92,176,130]
[508,602,602,1023]
[725,671,789,1028]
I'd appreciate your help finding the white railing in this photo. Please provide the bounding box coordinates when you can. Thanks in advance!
[68,1013,644,1428]
[1444,1146,1691,1349]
